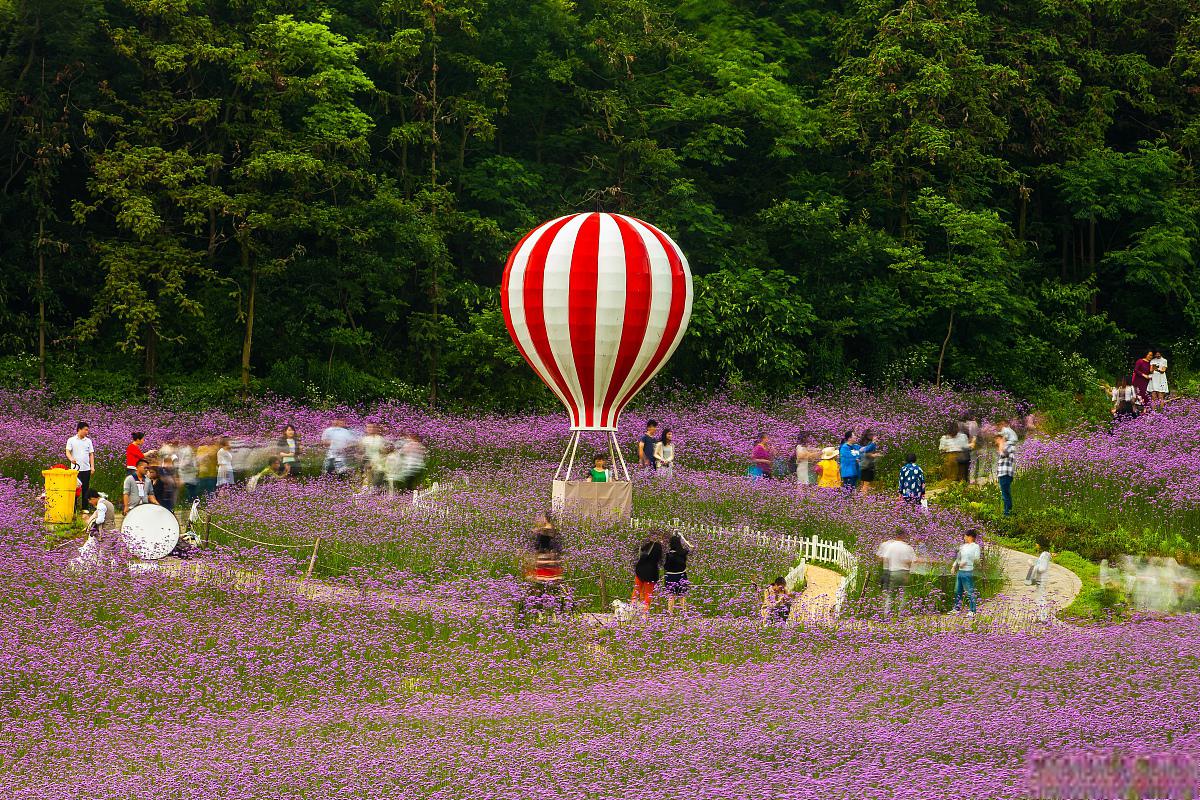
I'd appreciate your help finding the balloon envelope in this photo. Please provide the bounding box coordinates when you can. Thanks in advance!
[501,213,693,431]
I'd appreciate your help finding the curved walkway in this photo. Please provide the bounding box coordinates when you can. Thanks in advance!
[977,545,1081,624]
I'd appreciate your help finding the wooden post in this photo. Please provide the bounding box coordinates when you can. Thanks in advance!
[305,536,321,581]
[598,575,608,610]
[203,514,212,547]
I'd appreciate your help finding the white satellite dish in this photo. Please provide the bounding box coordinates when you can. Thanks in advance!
[121,504,180,560]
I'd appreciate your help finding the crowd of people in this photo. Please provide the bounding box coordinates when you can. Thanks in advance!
[61,418,430,527]
[1107,349,1170,421]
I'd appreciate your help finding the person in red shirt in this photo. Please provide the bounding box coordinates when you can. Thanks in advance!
[125,432,156,478]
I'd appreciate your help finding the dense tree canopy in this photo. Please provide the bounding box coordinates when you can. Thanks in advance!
[1,0,1197,407]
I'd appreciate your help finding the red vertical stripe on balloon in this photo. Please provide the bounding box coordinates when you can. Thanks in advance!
[522,215,581,426]
[568,213,601,428]
[501,223,546,371]
[612,222,687,420]
[599,215,653,429]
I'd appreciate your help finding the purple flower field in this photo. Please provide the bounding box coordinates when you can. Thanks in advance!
[1020,399,1200,551]
[2,389,1198,798]
[1,474,1198,798]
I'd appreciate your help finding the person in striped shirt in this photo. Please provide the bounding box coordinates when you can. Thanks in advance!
[995,434,1017,516]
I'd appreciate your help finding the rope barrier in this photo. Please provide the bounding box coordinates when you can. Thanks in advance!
[206,520,314,550]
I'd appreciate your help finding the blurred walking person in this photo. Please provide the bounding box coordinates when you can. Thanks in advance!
[525,511,564,591]
[195,438,219,499]
[876,529,916,615]
[938,422,969,482]
[216,437,235,489]
[857,428,882,493]
[65,422,95,513]
[321,417,355,477]
[1109,378,1137,425]
[793,432,820,487]
[361,422,387,489]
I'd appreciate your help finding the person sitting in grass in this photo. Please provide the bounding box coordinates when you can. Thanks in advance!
[249,456,286,490]
[588,454,611,482]
[760,577,795,624]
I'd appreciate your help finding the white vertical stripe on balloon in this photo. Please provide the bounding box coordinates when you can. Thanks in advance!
[607,216,673,419]
[592,213,627,430]
[541,213,589,424]
[505,216,575,416]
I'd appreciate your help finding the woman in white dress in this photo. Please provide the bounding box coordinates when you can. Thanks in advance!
[1148,350,1169,411]
[653,428,675,477]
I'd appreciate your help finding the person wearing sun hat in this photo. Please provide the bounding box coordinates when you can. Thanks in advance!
[815,446,841,489]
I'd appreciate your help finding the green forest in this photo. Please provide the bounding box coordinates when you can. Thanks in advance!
[1,0,1198,408]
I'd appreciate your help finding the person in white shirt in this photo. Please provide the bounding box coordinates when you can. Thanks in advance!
[65,422,95,513]
[999,422,1019,447]
[383,444,406,496]
[876,530,917,614]
[321,417,356,476]
[1148,351,1169,411]
[216,437,235,487]
[175,440,198,502]
[399,434,427,490]
[653,428,675,477]
[360,423,387,489]
[952,530,983,616]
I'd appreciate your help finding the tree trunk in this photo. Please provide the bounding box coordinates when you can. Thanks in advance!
[935,310,954,388]
[1088,216,1098,315]
[144,324,157,392]
[37,217,46,384]
[240,240,256,395]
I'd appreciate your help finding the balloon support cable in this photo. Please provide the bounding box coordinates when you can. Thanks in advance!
[553,430,631,483]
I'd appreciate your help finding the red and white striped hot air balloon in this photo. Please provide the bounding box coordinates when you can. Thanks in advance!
[501,212,694,433]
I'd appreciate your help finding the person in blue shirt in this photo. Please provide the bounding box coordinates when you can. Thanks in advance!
[838,429,877,493]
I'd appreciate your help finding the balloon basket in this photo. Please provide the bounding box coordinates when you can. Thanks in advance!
[551,430,634,520]
[554,430,631,483]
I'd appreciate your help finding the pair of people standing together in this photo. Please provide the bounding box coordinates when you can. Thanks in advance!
[637,420,675,475]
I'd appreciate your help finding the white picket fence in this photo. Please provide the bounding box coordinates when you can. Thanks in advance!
[631,516,860,613]
[411,482,443,507]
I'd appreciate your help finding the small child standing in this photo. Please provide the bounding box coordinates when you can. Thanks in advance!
[588,454,611,482]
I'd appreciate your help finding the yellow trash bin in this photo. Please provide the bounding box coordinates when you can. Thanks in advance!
[42,467,79,524]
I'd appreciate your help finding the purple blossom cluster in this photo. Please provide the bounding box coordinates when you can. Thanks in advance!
[1020,400,1200,544]
[0,473,1197,798]
[0,385,1012,471]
